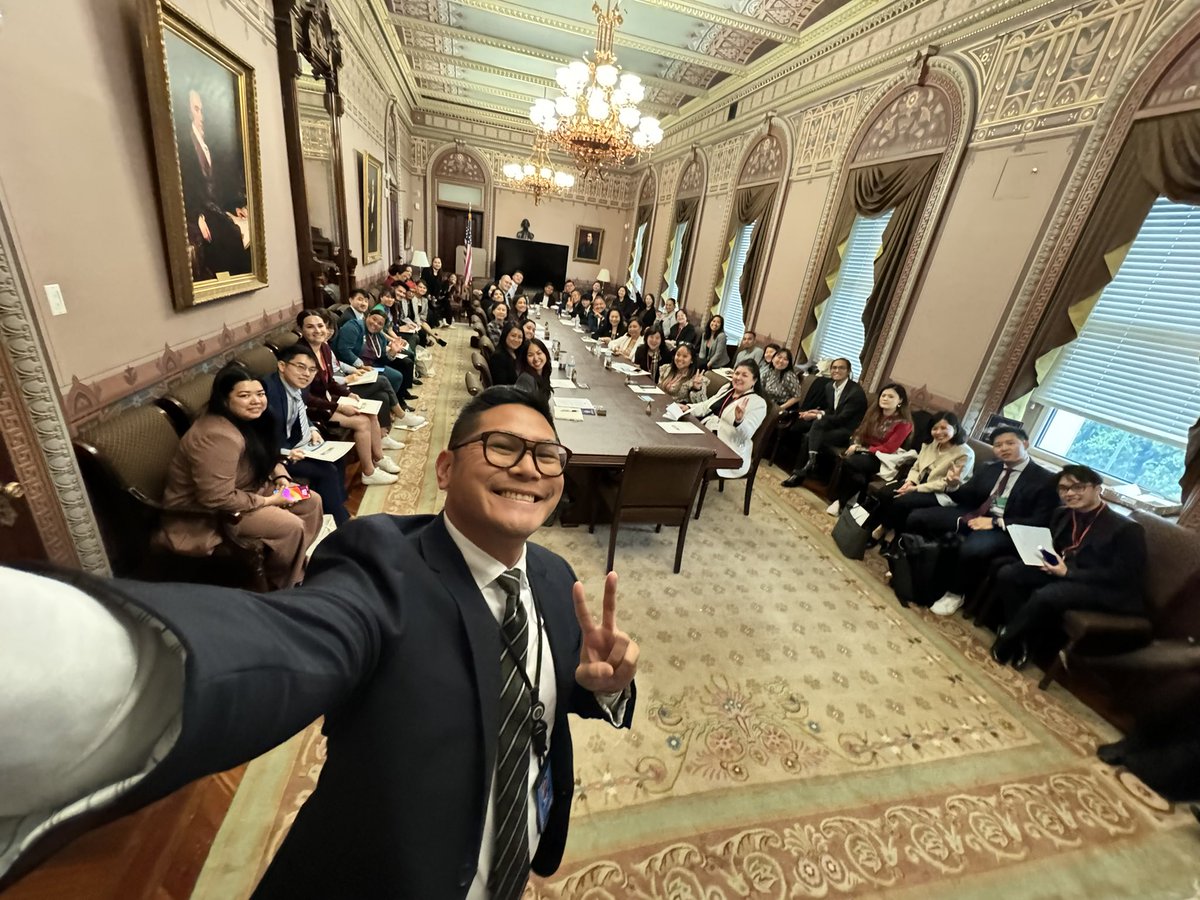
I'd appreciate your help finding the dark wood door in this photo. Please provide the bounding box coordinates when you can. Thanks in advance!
[436,205,483,276]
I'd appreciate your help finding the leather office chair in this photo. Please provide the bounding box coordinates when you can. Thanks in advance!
[589,446,715,574]
[471,351,492,389]
[74,404,266,589]
[264,330,300,354]
[694,402,780,518]
[233,344,280,379]
[465,370,482,396]
[477,335,496,360]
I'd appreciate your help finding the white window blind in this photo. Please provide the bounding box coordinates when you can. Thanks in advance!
[811,211,892,365]
[1035,196,1200,447]
[719,221,756,344]
[628,221,648,294]
[664,221,689,301]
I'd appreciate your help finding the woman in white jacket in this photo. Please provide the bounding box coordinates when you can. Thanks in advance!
[679,361,769,478]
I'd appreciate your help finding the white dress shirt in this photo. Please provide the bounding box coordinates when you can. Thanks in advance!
[832,379,846,411]
[990,457,1030,521]
[443,516,559,900]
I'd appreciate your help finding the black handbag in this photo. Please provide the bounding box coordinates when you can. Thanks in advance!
[887,533,953,607]
[831,495,876,560]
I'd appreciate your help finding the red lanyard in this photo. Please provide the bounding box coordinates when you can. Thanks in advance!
[1062,504,1104,556]
[717,389,743,418]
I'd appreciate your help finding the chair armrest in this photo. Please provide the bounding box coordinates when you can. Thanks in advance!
[133,488,246,525]
[1062,610,1154,653]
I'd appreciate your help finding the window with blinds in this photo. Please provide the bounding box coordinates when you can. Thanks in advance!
[664,221,689,302]
[719,221,756,345]
[810,211,893,365]
[1032,196,1200,500]
[628,222,648,294]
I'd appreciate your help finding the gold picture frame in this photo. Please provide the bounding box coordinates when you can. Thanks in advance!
[360,152,384,264]
[140,0,268,310]
[573,226,604,262]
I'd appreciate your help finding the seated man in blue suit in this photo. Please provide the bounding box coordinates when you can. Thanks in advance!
[264,344,351,523]
[907,425,1060,617]
[0,386,638,899]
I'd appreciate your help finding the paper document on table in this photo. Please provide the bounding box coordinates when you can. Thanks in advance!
[354,398,382,415]
[553,397,594,410]
[1006,524,1057,567]
[299,440,354,463]
[658,421,704,435]
[580,337,598,344]
[628,384,664,395]
[348,369,378,385]
[612,363,647,376]
[662,402,686,421]
[554,407,584,422]
[550,378,577,389]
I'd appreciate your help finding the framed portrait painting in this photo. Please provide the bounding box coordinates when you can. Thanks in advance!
[360,152,384,264]
[140,0,268,310]
[573,226,603,262]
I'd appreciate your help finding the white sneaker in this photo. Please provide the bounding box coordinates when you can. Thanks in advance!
[380,434,406,450]
[825,500,841,516]
[929,593,964,616]
[361,468,398,486]
[394,413,427,430]
[375,456,401,474]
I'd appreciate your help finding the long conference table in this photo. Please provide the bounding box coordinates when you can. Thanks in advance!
[535,311,740,471]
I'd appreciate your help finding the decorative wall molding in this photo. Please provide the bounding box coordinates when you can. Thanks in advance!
[62,302,302,427]
[788,90,868,180]
[0,195,108,573]
[1142,32,1200,112]
[739,133,787,185]
[965,0,1152,144]
[299,115,331,160]
[966,1,1200,430]
[709,134,756,194]
[853,83,954,163]
[786,57,976,392]
[678,157,705,198]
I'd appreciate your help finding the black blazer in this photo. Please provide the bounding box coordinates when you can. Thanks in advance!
[667,322,697,349]
[816,379,868,432]
[489,349,519,387]
[949,459,1060,527]
[638,307,657,329]
[15,516,634,898]
[633,343,667,375]
[1050,505,1146,597]
[799,375,831,412]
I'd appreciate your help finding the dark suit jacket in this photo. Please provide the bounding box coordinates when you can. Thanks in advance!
[263,371,307,450]
[667,322,697,349]
[815,379,868,432]
[799,375,832,412]
[488,349,519,387]
[948,459,1060,527]
[14,515,633,899]
[1050,505,1146,597]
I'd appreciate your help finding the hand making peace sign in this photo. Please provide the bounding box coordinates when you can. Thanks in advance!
[572,572,639,694]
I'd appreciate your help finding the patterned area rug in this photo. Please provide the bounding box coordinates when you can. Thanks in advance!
[194,331,1200,899]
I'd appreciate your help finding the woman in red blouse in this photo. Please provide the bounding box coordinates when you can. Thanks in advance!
[825,383,913,515]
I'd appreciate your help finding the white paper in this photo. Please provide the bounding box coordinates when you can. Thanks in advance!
[1006,524,1058,567]
[354,398,382,415]
[552,397,594,411]
[657,421,704,434]
[549,378,577,389]
[299,440,355,463]
[612,363,647,376]
[554,407,585,422]
[628,384,664,395]
[662,402,686,421]
[580,337,598,345]
[305,514,337,560]
[348,369,378,385]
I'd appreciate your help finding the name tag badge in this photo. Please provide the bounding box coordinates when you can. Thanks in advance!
[995,495,1009,512]
[534,760,553,835]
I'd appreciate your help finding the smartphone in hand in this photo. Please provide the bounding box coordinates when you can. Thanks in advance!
[1037,546,1059,565]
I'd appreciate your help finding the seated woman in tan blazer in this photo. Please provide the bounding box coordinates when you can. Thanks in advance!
[160,364,325,590]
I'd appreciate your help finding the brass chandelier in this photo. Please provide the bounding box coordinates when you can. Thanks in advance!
[528,1,663,177]
[502,138,576,205]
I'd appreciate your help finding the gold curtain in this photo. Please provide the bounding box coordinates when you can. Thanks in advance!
[799,156,940,366]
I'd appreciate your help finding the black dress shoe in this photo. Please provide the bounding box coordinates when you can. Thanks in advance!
[412,379,424,386]
[781,474,804,488]
[1097,739,1129,767]
[1011,642,1030,670]
[436,338,447,347]
[990,628,1017,665]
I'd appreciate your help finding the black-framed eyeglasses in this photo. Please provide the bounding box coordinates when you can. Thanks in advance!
[450,430,572,476]
[286,361,319,375]
[1057,482,1093,495]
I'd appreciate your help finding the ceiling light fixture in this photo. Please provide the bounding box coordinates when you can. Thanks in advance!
[502,138,576,205]
[528,1,663,178]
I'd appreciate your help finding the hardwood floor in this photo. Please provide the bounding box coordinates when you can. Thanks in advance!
[4,768,245,900]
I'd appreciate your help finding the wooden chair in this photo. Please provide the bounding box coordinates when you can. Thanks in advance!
[471,351,492,389]
[465,370,482,396]
[74,404,266,589]
[233,344,280,378]
[589,446,715,574]
[694,402,780,518]
[157,372,216,435]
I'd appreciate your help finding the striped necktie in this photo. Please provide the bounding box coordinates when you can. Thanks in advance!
[489,568,531,900]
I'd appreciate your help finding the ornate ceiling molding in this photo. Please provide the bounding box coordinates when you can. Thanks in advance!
[966,0,1200,430]
[631,0,810,44]
[447,0,749,75]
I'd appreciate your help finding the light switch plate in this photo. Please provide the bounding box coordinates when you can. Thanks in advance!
[44,283,67,316]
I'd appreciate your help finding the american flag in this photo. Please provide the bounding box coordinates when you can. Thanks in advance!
[463,205,473,285]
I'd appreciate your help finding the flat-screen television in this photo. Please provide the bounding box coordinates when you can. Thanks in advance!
[494,237,569,290]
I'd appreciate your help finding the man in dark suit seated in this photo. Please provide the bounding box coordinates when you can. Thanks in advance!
[781,358,867,486]
[908,426,1060,617]
[989,464,1146,669]
[0,386,638,899]
[264,344,352,522]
